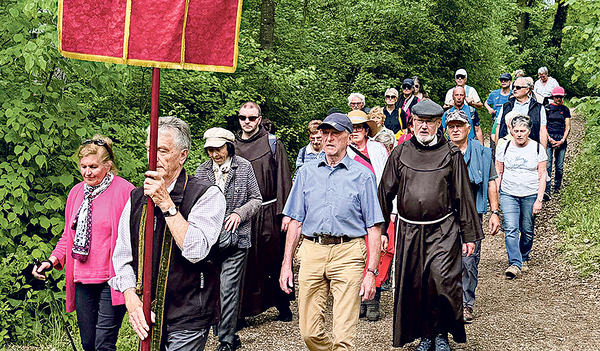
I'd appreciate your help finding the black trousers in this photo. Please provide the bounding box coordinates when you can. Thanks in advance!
[75,282,126,351]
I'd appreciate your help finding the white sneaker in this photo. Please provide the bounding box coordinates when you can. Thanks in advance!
[521,261,529,273]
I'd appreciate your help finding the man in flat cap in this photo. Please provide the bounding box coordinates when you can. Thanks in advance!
[280,112,383,351]
[378,100,484,351]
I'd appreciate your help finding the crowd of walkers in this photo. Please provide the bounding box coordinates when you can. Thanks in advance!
[30,66,571,351]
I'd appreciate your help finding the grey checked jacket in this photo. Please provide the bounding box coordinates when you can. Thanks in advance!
[195,155,262,248]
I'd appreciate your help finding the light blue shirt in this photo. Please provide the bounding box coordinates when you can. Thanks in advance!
[283,153,384,238]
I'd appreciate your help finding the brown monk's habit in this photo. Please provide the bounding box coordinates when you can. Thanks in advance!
[235,126,293,317]
[378,132,484,347]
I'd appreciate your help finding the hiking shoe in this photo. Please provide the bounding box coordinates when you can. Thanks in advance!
[366,304,380,321]
[505,265,521,279]
[463,306,473,324]
[277,306,293,322]
[521,261,529,273]
[415,337,434,351]
[359,304,367,318]
[434,334,451,351]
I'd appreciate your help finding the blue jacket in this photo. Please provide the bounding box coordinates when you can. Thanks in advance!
[463,140,492,214]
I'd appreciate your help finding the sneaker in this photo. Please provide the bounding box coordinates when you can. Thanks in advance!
[505,265,521,279]
[415,337,434,351]
[463,306,473,324]
[434,334,451,351]
[366,304,380,321]
[276,306,293,322]
[521,261,529,273]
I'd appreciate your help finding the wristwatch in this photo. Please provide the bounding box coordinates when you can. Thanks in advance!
[162,206,177,217]
[366,268,379,277]
[491,210,500,215]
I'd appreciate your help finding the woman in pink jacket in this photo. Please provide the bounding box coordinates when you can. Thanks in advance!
[32,135,134,351]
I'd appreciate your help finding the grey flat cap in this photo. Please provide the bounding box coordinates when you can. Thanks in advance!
[412,99,444,118]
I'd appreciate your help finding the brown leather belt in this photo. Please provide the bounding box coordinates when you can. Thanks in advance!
[303,234,354,245]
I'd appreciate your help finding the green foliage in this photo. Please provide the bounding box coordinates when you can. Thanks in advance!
[556,118,600,276]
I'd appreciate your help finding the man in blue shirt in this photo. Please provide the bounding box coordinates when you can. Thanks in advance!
[442,86,484,145]
[279,112,384,351]
[485,73,512,154]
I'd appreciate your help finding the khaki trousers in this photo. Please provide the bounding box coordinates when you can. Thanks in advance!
[298,238,367,351]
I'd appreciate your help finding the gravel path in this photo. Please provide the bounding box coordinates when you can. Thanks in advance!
[204,112,600,351]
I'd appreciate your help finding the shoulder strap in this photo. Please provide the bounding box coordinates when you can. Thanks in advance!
[349,144,372,165]
[503,140,511,157]
[301,146,306,162]
[268,133,277,158]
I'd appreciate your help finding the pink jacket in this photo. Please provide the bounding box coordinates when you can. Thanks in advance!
[51,176,134,312]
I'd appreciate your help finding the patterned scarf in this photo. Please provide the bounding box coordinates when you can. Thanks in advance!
[212,157,231,191]
[71,172,114,262]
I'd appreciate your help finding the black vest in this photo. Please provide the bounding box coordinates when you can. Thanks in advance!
[498,97,542,143]
[130,169,220,334]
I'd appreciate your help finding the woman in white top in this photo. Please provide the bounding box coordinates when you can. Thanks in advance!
[496,114,547,279]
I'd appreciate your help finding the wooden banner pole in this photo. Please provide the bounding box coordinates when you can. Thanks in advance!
[142,67,161,351]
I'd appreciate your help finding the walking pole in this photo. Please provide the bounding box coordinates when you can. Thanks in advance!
[141,67,160,351]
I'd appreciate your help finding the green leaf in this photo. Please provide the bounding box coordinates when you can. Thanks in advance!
[14,145,25,154]
[76,128,87,137]
[60,174,74,187]
[35,155,46,168]
[39,216,51,229]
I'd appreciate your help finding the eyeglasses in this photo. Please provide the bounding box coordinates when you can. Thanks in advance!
[352,124,365,131]
[552,96,564,99]
[447,124,465,130]
[499,79,510,83]
[402,85,412,90]
[513,85,527,91]
[350,102,363,106]
[83,139,114,160]
[455,75,466,80]
[238,115,259,122]
[413,118,438,126]
[385,95,397,99]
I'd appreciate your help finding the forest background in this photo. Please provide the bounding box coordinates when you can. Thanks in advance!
[1,0,599,347]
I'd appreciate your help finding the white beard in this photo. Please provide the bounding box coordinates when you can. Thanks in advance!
[416,133,436,145]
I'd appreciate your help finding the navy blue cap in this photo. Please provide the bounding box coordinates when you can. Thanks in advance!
[402,78,414,87]
[500,73,512,81]
[318,113,353,133]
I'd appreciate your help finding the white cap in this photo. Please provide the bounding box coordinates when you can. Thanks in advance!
[455,69,467,78]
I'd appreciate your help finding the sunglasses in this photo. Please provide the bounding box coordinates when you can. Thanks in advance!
[238,115,259,122]
[83,139,114,160]
[499,79,510,83]
[352,124,365,131]
[552,96,564,99]
[385,95,397,99]
[513,85,527,91]
[414,84,420,88]
[402,85,412,90]
[455,75,466,79]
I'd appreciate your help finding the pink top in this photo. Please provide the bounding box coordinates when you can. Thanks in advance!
[397,133,413,145]
[51,176,134,312]
[353,145,375,174]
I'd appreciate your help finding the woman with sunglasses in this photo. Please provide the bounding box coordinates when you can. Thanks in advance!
[383,88,408,137]
[496,115,547,279]
[412,76,429,101]
[32,135,135,351]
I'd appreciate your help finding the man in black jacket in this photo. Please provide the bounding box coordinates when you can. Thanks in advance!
[110,117,226,351]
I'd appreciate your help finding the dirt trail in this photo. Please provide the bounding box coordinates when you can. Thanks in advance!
[205,112,600,351]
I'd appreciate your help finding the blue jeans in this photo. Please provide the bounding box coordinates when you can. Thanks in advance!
[75,283,126,351]
[462,239,482,308]
[500,192,537,268]
[546,140,567,191]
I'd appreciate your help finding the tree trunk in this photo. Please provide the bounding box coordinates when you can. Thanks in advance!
[260,0,275,50]
[550,1,569,50]
[516,0,535,52]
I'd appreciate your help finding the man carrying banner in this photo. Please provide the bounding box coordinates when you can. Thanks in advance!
[110,117,225,350]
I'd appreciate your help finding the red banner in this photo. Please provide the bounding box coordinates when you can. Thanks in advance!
[58,0,242,72]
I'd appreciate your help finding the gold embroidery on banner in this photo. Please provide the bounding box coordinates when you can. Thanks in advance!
[136,204,147,295]
[180,0,190,65]
[123,0,133,60]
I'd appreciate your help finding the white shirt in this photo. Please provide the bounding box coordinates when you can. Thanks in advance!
[497,140,547,197]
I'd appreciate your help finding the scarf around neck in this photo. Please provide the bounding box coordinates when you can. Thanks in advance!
[212,157,232,191]
[71,172,114,262]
